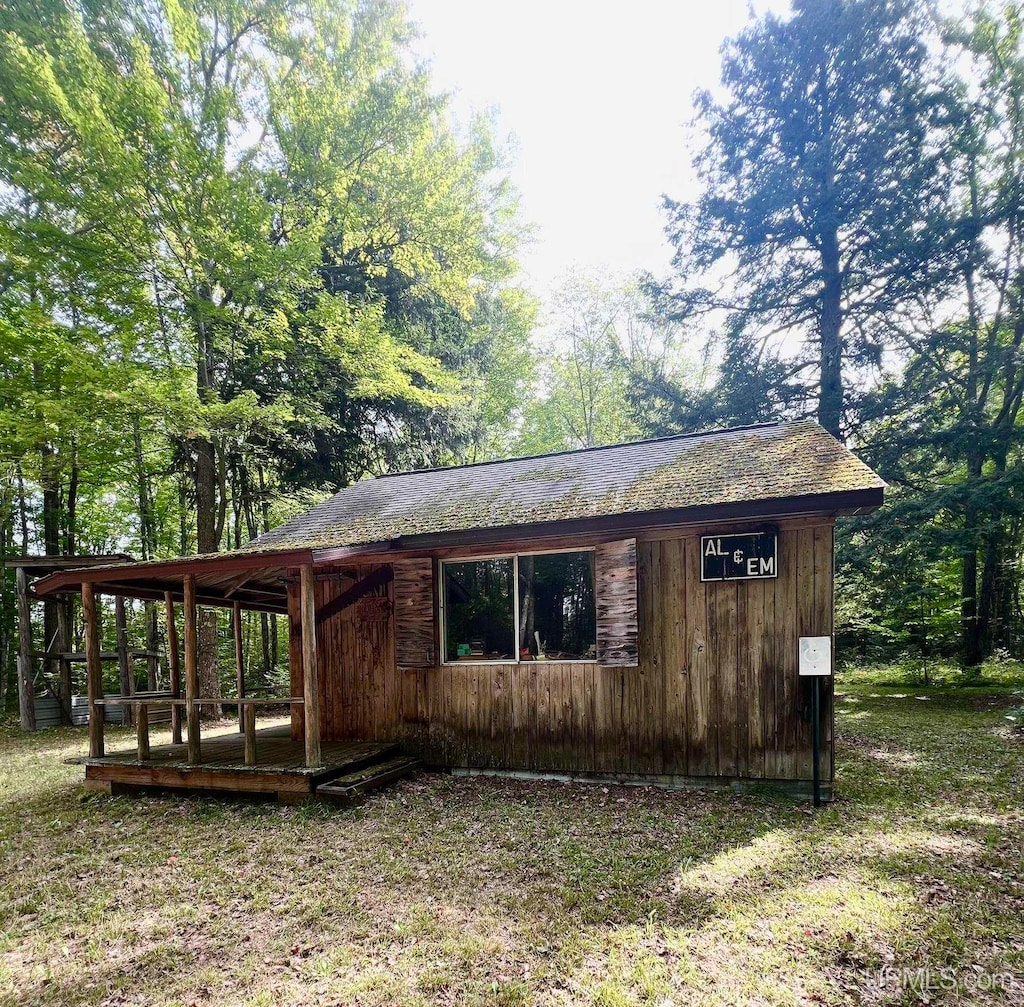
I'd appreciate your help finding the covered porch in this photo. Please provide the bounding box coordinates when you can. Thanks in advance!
[33,548,416,801]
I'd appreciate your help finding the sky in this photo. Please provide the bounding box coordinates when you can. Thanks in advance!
[406,0,790,299]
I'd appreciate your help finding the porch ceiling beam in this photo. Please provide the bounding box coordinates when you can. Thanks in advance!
[315,566,394,625]
[223,569,259,598]
[80,582,288,615]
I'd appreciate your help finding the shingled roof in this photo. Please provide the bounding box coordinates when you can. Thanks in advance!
[249,420,884,553]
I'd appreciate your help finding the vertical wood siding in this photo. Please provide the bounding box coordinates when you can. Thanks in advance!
[313,565,401,742]
[311,520,835,782]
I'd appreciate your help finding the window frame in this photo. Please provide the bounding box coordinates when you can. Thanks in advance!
[438,547,598,666]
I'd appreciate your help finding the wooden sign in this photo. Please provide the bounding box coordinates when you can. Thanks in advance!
[700,531,778,582]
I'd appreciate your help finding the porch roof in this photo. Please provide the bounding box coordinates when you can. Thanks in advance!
[30,548,313,613]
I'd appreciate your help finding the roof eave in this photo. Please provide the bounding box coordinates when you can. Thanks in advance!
[310,486,885,563]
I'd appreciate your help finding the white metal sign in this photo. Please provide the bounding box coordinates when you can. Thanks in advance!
[799,636,832,676]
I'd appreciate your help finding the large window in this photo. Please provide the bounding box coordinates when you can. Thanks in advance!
[441,551,597,663]
[442,558,516,662]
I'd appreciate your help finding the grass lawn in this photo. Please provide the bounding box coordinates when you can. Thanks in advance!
[1,670,1022,1006]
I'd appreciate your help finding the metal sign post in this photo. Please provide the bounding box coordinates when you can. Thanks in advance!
[811,676,821,807]
[799,636,833,808]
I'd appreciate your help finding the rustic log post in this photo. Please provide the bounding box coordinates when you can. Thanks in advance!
[183,574,201,764]
[136,702,150,761]
[115,594,133,728]
[300,564,321,767]
[164,592,182,745]
[56,597,73,725]
[82,581,103,758]
[243,704,257,766]
[287,582,304,742]
[233,600,245,733]
[16,566,35,731]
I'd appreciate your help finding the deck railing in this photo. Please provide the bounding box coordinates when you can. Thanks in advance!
[95,695,305,767]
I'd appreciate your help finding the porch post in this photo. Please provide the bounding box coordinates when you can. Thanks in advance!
[183,573,201,764]
[16,566,35,731]
[136,701,150,761]
[287,582,304,742]
[233,600,245,733]
[82,581,103,758]
[164,592,182,745]
[243,704,257,766]
[300,564,321,767]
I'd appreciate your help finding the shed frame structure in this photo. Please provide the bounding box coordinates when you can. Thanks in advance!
[30,421,886,801]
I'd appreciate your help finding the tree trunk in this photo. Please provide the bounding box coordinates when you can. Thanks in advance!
[257,465,278,682]
[146,603,159,690]
[197,611,221,719]
[41,441,60,720]
[132,416,160,691]
[819,227,843,438]
[260,613,271,690]
[194,318,222,718]
[961,447,985,668]
[0,499,10,712]
[65,441,78,555]
[239,463,271,687]
[518,555,534,653]
[56,597,73,725]
[115,594,133,727]
[978,528,1001,659]
[16,566,35,731]
[961,535,981,669]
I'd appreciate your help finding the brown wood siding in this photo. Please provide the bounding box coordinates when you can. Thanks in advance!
[312,518,835,784]
[313,565,400,742]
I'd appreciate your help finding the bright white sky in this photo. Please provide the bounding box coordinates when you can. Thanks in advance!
[407,0,790,298]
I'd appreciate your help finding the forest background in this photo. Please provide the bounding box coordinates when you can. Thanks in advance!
[2,0,1020,715]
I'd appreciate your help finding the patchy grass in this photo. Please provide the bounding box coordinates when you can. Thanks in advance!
[839,655,1024,689]
[1,675,1023,1006]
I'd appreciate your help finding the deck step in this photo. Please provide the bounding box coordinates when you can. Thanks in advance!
[315,756,422,803]
[312,743,400,784]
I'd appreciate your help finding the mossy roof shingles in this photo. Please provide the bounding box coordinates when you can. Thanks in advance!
[249,420,884,553]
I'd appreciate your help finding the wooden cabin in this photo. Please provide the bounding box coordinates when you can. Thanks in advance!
[33,420,884,801]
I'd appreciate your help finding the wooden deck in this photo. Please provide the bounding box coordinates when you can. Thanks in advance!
[80,724,401,802]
